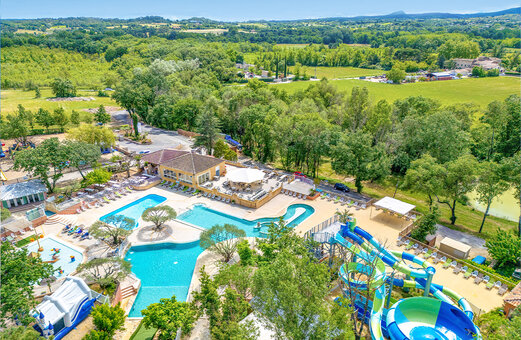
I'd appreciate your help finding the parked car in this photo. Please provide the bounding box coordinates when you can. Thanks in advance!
[334,183,350,192]
[294,171,305,177]
[138,150,150,154]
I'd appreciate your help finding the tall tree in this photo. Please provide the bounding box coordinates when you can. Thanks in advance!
[77,257,131,292]
[252,251,353,339]
[195,109,221,155]
[332,131,391,193]
[141,295,196,339]
[403,154,444,208]
[435,155,479,225]
[94,105,111,125]
[13,137,69,193]
[35,108,54,133]
[53,107,69,130]
[476,161,510,233]
[89,217,134,246]
[67,124,115,148]
[0,242,55,326]
[64,140,101,179]
[485,228,521,273]
[51,78,76,97]
[1,105,32,145]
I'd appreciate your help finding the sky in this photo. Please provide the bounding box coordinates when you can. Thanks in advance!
[0,0,518,21]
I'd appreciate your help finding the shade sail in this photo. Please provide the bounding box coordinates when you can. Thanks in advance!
[227,168,265,183]
[374,196,415,216]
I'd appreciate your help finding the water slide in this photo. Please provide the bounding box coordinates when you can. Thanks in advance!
[333,218,480,340]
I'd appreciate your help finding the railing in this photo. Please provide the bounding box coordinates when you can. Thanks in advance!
[304,214,340,239]
[91,289,110,305]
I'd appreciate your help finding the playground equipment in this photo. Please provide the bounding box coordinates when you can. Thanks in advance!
[322,217,480,340]
[33,277,97,340]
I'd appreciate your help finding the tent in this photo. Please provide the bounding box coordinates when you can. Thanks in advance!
[373,196,415,216]
[33,277,96,340]
[227,168,265,184]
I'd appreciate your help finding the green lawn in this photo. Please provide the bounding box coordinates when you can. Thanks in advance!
[1,88,118,115]
[292,66,384,79]
[276,76,520,106]
[129,322,157,340]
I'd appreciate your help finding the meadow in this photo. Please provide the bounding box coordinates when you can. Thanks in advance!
[275,76,521,106]
[1,88,117,115]
[292,66,384,79]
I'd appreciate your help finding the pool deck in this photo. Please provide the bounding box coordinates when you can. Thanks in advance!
[37,184,506,315]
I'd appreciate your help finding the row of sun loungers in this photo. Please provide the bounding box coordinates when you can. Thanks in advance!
[201,191,232,203]
[396,236,509,296]
[281,189,306,199]
[61,225,90,240]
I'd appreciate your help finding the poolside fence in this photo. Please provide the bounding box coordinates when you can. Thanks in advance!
[303,214,340,239]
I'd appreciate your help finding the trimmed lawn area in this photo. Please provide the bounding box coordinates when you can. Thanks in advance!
[275,76,520,106]
[0,88,118,115]
[129,322,157,340]
[15,235,36,247]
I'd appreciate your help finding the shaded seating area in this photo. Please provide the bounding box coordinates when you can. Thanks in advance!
[371,196,417,221]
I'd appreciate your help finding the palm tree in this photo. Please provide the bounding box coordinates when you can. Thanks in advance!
[336,208,353,224]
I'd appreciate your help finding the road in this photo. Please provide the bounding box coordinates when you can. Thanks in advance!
[112,110,192,153]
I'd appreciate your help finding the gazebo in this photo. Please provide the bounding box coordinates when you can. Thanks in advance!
[371,196,416,219]
[226,168,265,189]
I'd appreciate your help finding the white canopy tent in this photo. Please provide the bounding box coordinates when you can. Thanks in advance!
[373,196,416,216]
[226,168,265,184]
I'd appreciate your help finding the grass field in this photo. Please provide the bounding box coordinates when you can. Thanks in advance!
[275,76,520,106]
[292,66,384,79]
[1,88,118,115]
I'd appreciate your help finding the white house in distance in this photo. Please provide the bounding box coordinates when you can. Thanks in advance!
[452,56,503,72]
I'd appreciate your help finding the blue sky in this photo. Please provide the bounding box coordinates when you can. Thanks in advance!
[0,0,518,21]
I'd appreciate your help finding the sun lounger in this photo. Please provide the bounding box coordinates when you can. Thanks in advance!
[126,187,133,192]
[396,236,403,246]
[414,246,424,255]
[465,270,477,279]
[73,229,84,238]
[423,249,433,259]
[454,265,466,275]
[432,255,444,264]
[115,192,123,198]
[474,273,484,284]
[482,275,490,286]
[486,280,496,290]
[67,227,78,235]
[442,260,453,269]
[404,242,415,251]
[103,196,111,203]
[498,284,508,296]
[226,198,230,203]
[411,243,419,253]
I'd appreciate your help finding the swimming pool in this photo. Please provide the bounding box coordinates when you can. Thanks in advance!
[125,241,202,317]
[26,237,83,277]
[177,203,315,237]
[100,194,166,228]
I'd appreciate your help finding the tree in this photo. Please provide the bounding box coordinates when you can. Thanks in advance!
[34,87,41,99]
[472,66,486,78]
[53,107,69,130]
[94,105,111,125]
[142,205,177,231]
[485,229,521,273]
[476,161,510,233]
[335,208,353,224]
[331,131,391,193]
[70,110,80,126]
[411,206,440,242]
[35,108,54,133]
[477,308,521,340]
[213,139,237,161]
[1,105,32,145]
[195,109,220,155]
[64,140,101,179]
[85,303,126,339]
[89,218,134,246]
[141,295,196,339]
[0,326,45,340]
[51,78,76,97]
[435,155,478,225]
[252,251,353,339]
[199,224,246,262]
[403,154,445,208]
[387,66,406,84]
[0,242,55,326]
[67,124,116,148]
[83,167,113,186]
[503,154,521,236]
[77,257,131,292]
[13,137,69,193]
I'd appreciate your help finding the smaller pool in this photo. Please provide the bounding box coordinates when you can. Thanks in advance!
[100,194,167,228]
[26,237,83,277]
[45,210,56,217]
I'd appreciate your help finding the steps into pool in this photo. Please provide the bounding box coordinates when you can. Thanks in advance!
[44,215,78,227]
[120,285,136,300]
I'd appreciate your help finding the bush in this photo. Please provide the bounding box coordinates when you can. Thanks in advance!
[83,167,112,186]
[1,207,11,221]
[51,78,77,97]
[89,303,126,337]
[237,240,254,266]
[97,90,109,97]
[410,206,439,243]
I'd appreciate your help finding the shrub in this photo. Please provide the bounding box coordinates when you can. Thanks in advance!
[83,167,112,186]
[90,303,126,337]
[0,208,11,221]
[237,240,254,266]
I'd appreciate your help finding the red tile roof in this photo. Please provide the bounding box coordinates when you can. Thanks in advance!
[140,149,189,165]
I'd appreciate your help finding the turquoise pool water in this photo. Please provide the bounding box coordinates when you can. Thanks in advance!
[100,194,166,228]
[26,237,83,277]
[125,241,202,317]
[126,203,314,317]
[177,203,315,237]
